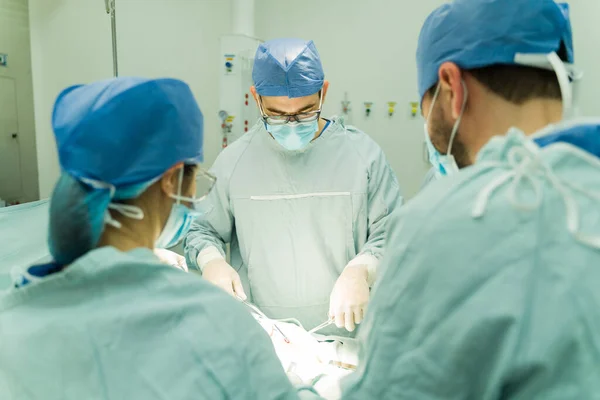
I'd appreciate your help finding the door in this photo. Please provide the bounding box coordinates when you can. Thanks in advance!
[0,76,23,200]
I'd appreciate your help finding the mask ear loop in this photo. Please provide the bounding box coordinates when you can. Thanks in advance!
[547,52,573,120]
[175,167,184,206]
[566,62,583,120]
[257,95,266,115]
[107,204,144,229]
[426,84,442,127]
[446,80,468,158]
[316,90,324,112]
[424,83,442,148]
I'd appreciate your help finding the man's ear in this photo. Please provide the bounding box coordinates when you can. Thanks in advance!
[321,81,330,104]
[250,86,260,108]
[438,62,465,120]
[160,163,183,197]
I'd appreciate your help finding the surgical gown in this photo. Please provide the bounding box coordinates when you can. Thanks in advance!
[0,247,319,399]
[419,168,437,191]
[0,200,51,289]
[185,118,401,335]
[342,123,600,399]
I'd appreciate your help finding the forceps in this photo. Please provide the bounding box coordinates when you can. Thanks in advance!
[236,295,290,343]
[308,319,335,334]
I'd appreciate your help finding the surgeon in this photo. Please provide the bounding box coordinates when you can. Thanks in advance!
[185,38,402,335]
[0,77,320,399]
[342,0,600,398]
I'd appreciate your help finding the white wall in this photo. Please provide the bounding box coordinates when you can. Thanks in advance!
[568,0,600,117]
[115,0,232,170]
[29,0,113,198]
[29,0,231,197]
[0,0,38,202]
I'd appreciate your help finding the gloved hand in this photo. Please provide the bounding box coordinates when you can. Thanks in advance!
[328,265,370,332]
[154,248,188,272]
[286,370,304,386]
[202,259,247,300]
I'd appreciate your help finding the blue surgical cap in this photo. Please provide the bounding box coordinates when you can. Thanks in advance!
[49,77,204,265]
[52,77,204,187]
[417,0,574,100]
[253,38,324,98]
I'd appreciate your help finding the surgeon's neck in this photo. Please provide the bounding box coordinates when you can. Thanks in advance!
[98,219,155,252]
[468,98,563,162]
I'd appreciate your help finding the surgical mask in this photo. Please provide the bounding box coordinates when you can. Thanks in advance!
[155,168,204,249]
[266,120,319,151]
[424,123,453,178]
[155,204,200,249]
[424,81,468,177]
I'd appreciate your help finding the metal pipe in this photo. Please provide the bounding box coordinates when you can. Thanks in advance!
[232,0,255,37]
[105,0,119,77]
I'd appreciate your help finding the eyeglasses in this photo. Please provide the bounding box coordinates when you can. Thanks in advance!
[258,92,323,126]
[195,168,216,201]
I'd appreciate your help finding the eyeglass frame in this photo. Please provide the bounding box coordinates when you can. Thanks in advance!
[257,91,323,126]
[195,167,216,201]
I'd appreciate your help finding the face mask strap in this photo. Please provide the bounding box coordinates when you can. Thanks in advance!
[426,84,442,125]
[424,83,442,151]
[79,176,144,229]
[426,80,467,163]
[107,203,145,229]
[447,80,468,158]
[546,52,573,120]
[316,90,324,111]
[258,95,267,117]
[175,167,184,205]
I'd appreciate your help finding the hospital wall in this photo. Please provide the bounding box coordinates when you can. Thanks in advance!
[28,0,231,199]
[568,0,600,117]
[28,0,114,198]
[26,0,600,200]
[115,0,231,177]
[0,0,38,203]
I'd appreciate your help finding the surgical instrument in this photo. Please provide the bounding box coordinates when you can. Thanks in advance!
[308,319,335,334]
[236,295,290,343]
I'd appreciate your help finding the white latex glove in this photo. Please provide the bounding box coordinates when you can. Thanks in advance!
[202,259,247,300]
[328,265,370,332]
[153,248,188,272]
[286,370,304,386]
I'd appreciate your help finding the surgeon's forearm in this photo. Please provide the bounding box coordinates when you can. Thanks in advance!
[196,245,227,272]
[354,213,392,286]
[184,225,227,270]
[358,161,402,285]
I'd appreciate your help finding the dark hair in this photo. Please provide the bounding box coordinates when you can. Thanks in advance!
[180,164,197,193]
[427,65,562,105]
[428,43,569,105]
[183,163,197,176]
[469,65,563,104]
